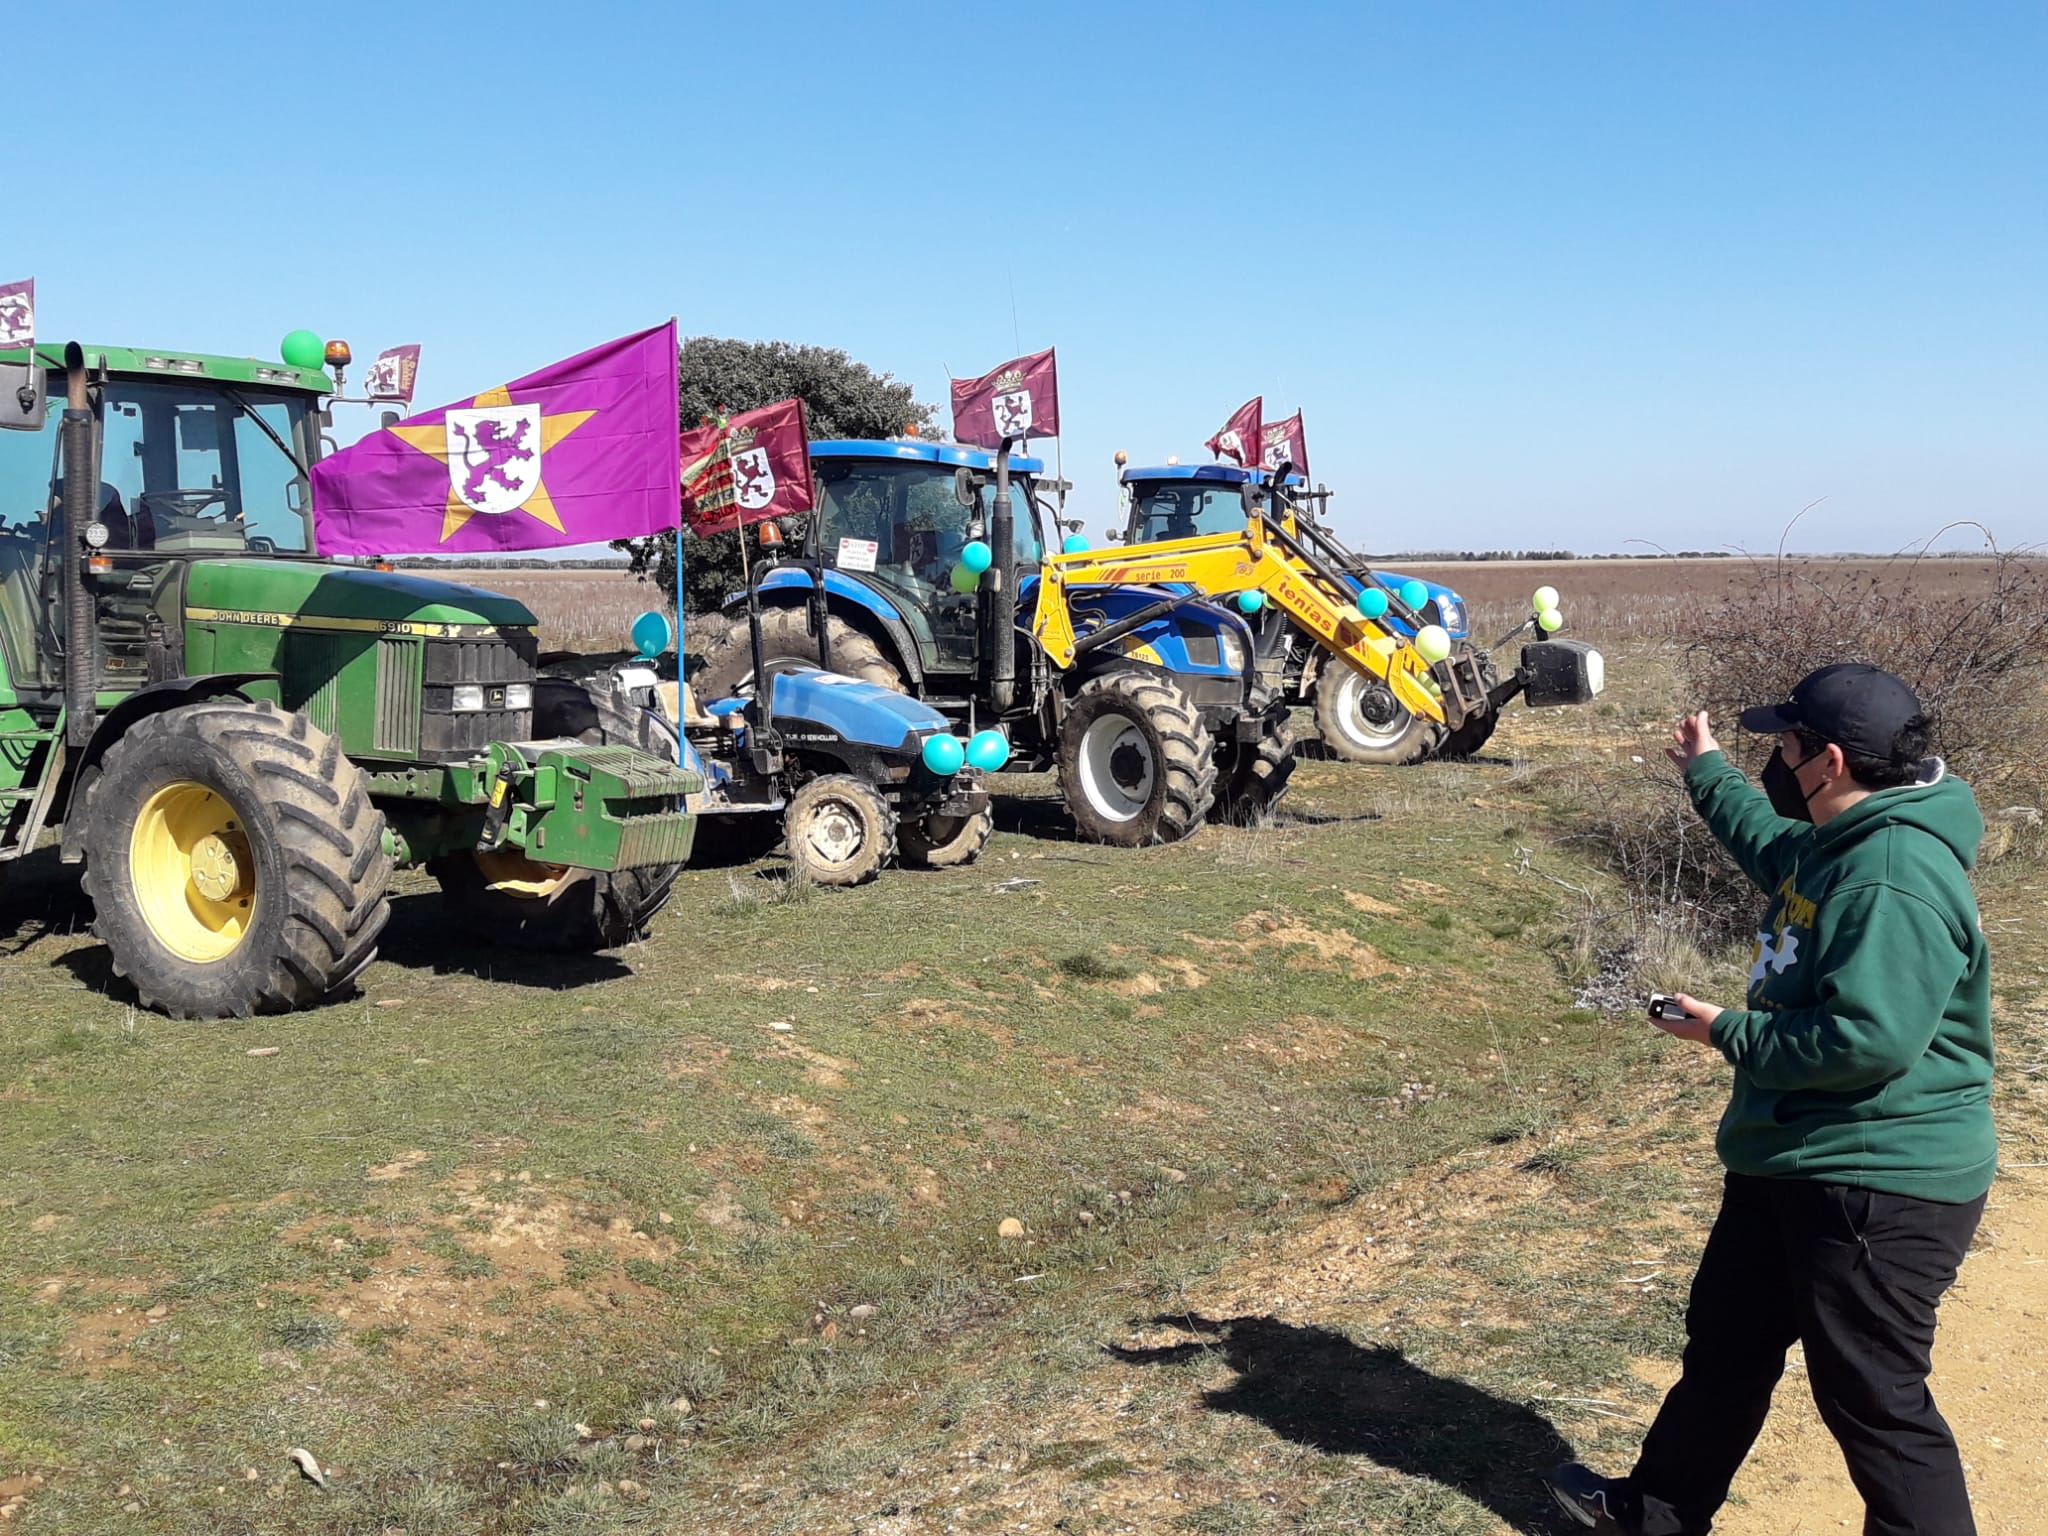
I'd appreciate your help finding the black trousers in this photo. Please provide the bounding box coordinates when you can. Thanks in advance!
[1628,1172,1985,1536]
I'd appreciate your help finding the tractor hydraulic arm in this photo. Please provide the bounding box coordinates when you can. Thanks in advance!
[1036,516,1453,725]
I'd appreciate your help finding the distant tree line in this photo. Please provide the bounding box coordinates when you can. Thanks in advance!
[1378,549,1740,561]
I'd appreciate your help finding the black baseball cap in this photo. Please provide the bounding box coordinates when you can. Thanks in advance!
[1738,664,1924,758]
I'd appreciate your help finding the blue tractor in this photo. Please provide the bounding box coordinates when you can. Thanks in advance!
[1114,461,1604,764]
[688,439,1292,845]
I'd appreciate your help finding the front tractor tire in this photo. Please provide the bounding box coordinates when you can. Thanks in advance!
[429,678,682,951]
[82,701,392,1019]
[784,774,895,886]
[897,803,995,869]
[693,606,904,700]
[1057,671,1217,847]
[1217,709,1298,826]
[1312,663,1441,766]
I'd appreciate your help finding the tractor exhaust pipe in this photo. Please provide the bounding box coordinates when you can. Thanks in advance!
[989,441,1017,712]
[60,343,97,748]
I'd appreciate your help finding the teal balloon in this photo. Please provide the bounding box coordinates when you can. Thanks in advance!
[950,563,981,594]
[1236,590,1266,614]
[1062,534,1090,554]
[280,329,325,370]
[1399,579,1431,611]
[1356,586,1390,619]
[959,539,993,574]
[922,733,966,775]
[630,610,672,659]
[966,729,1011,771]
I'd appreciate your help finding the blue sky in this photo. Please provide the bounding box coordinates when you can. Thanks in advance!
[15,2,2044,556]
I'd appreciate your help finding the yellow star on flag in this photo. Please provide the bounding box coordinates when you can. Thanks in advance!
[388,384,597,542]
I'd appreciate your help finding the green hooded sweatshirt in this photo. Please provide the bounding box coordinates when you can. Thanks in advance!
[1685,750,1995,1203]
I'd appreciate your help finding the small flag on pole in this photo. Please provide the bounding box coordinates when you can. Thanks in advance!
[0,279,34,350]
[363,344,422,405]
[950,348,1059,447]
[1206,396,1262,467]
[680,399,814,537]
[1261,411,1308,478]
[310,322,680,556]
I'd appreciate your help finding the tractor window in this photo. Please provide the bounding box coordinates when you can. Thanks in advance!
[0,390,62,685]
[1127,482,1249,544]
[97,383,314,554]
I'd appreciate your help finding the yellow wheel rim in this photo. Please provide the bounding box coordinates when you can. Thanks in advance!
[472,850,576,899]
[129,781,257,963]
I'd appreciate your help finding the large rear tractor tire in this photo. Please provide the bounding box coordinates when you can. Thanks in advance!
[1432,652,1504,760]
[1312,663,1440,766]
[428,678,682,950]
[1057,671,1217,846]
[81,700,392,1019]
[897,803,995,869]
[784,774,895,886]
[1216,709,1298,826]
[693,606,903,702]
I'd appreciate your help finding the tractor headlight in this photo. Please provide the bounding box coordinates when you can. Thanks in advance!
[451,685,486,713]
[504,683,533,710]
[1218,625,1247,675]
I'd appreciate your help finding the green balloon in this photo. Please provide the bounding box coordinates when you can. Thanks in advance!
[1414,624,1453,663]
[950,563,981,594]
[280,329,325,370]
[1537,607,1564,632]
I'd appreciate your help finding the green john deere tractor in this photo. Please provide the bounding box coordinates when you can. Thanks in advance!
[0,337,700,1019]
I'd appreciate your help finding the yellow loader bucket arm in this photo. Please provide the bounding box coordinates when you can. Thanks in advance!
[1035,515,1453,726]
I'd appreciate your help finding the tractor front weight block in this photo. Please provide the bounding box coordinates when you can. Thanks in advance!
[1519,640,1605,709]
[482,741,702,873]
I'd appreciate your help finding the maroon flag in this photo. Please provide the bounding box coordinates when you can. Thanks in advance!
[363,343,422,404]
[950,347,1059,447]
[1261,411,1308,478]
[0,278,34,350]
[680,399,814,537]
[1206,396,1262,467]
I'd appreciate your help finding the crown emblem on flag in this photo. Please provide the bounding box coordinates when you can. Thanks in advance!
[994,367,1026,392]
[728,423,759,450]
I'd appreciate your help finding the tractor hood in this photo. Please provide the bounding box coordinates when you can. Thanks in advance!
[183,561,538,636]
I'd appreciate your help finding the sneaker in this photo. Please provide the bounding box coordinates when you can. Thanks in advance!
[1542,1462,1634,1532]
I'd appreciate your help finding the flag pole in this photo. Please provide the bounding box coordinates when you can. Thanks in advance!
[670,314,685,767]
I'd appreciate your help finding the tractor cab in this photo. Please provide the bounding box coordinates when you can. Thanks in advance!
[0,344,329,695]
[763,438,1046,681]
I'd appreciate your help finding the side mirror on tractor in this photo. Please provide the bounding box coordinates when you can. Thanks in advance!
[954,467,981,508]
[0,362,46,431]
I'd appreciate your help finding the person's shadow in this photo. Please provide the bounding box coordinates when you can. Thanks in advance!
[1109,1313,1573,1532]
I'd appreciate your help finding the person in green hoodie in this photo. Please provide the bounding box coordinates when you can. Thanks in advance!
[1546,663,1995,1536]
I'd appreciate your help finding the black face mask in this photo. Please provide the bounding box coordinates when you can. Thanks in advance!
[1761,746,1824,822]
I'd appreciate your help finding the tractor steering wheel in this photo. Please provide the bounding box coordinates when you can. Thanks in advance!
[138,489,231,521]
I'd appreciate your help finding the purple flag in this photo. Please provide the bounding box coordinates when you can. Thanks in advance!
[0,279,33,350]
[363,343,422,404]
[311,324,680,556]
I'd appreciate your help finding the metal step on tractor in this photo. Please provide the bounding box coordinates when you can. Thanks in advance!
[1106,458,1606,764]
[0,337,701,1019]
[568,552,998,886]
[689,438,1293,846]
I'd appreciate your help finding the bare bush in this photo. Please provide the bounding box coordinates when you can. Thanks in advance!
[1681,528,2048,805]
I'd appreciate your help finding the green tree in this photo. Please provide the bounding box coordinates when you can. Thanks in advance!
[615,338,939,621]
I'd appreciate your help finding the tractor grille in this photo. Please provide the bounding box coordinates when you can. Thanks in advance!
[374,637,423,755]
[419,632,538,760]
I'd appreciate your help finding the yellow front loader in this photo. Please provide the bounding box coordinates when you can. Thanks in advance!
[1034,508,1493,734]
